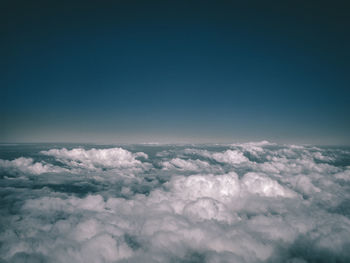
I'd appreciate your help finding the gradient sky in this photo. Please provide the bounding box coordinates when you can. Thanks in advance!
[1,0,350,144]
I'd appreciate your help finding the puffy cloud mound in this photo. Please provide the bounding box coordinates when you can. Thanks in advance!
[40,147,149,170]
[0,157,66,175]
[183,149,249,164]
[211,150,249,164]
[0,143,350,263]
[168,172,241,203]
[161,158,211,171]
[241,172,298,198]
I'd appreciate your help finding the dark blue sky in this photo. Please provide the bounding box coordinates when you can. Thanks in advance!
[1,0,349,144]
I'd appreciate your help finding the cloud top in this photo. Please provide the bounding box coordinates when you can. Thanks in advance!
[0,157,66,175]
[0,143,350,262]
[40,147,149,170]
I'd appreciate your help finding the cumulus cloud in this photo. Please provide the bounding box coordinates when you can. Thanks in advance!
[161,158,212,171]
[211,150,249,164]
[40,147,150,171]
[231,140,274,155]
[1,143,350,262]
[0,157,66,175]
[183,148,249,164]
[334,167,350,181]
[241,172,298,198]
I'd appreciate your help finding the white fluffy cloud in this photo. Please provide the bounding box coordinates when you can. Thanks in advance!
[211,150,249,164]
[1,143,350,262]
[161,158,212,171]
[0,157,66,175]
[183,148,249,164]
[40,147,149,170]
[241,172,298,198]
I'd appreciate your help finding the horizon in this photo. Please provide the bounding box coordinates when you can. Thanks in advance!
[1,140,350,147]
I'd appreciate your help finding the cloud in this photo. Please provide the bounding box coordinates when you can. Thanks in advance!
[183,149,249,164]
[40,147,150,171]
[1,143,350,262]
[0,157,66,175]
[334,168,350,181]
[211,150,249,164]
[230,140,274,156]
[241,172,298,198]
[161,158,212,171]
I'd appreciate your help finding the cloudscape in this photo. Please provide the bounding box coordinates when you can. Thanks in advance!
[1,142,350,262]
[1,0,350,262]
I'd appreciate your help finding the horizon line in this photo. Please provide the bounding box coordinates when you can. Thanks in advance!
[1,141,349,147]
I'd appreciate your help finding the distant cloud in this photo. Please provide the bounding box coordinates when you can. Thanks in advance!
[0,157,66,175]
[40,147,150,171]
[183,148,249,164]
[161,158,211,171]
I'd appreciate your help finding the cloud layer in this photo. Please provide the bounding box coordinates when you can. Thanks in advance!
[0,142,350,262]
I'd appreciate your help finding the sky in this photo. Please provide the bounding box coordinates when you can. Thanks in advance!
[1,0,350,144]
